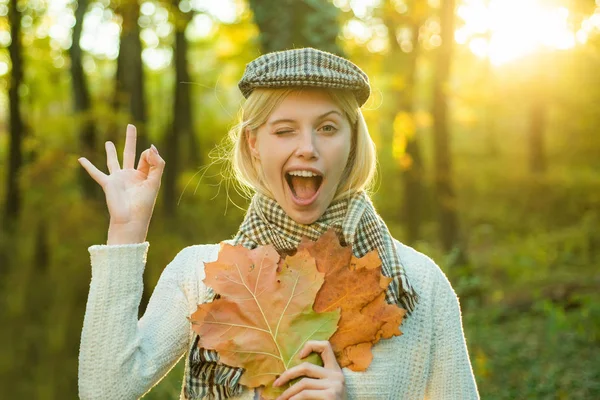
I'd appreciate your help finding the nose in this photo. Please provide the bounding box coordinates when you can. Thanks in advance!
[294,128,319,159]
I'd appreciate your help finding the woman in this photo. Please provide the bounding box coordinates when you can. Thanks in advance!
[78,48,479,399]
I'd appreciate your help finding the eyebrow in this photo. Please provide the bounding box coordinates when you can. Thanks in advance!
[268,110,343,126]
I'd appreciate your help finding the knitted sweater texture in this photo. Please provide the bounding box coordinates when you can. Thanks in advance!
[78,240,480,399]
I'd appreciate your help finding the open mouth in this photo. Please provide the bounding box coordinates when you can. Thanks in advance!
[285,171,324,205]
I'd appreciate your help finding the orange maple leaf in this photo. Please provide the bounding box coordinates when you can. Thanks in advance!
[299,229,407,371]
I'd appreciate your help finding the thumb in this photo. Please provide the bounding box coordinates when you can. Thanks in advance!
[300,341,339,370]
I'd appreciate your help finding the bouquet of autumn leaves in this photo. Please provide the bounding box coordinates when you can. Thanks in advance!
[189,229,407,399]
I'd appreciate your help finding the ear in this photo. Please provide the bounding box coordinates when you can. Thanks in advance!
[246,128,260,160]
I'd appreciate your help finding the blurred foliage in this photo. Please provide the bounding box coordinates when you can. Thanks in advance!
[1,0,600,398]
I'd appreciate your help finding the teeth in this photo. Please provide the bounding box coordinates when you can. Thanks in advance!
[288,170,319,177]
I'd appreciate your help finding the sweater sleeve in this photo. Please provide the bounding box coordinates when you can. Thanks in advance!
[78,242,202,400]
[424,266,480,399]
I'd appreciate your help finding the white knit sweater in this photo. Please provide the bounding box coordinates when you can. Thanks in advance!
[78,239,479,399]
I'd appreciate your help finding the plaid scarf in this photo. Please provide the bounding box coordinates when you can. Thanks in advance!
[184,190,419,399]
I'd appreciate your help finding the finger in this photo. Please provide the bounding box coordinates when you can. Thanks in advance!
[275,378,328,400]
[273,362,327,387]
[78,157,107,187]
[122,124,137,170]
[137,149,151,176]
[137,146,165,184]
[299,341,340,371]
[105,141,120,174]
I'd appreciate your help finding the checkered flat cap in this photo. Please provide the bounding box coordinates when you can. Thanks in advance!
[238,47,371,106]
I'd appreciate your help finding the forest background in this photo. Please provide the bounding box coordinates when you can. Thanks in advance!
[0,0,599,398]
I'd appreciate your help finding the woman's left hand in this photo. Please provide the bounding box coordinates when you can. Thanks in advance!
[273,340,346,400]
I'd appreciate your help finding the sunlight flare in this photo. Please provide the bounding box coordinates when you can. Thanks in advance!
[456,0,577,65]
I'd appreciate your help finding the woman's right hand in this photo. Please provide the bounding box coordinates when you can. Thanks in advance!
[77,124,165,244]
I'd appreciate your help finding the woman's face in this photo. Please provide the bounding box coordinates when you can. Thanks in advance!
[248,89,353,224]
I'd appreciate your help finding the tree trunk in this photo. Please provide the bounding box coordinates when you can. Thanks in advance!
[482,43,499,157]
[401,21,424,245]
[34,218,50,273]
[432,0,462,254]
[528,91,546,174]
[163,5,195,217]
[249,0,343,55]
[4,0,24,225]
[109,39,124,145]
[112,1,149,151]
[381,10,425,245]
[71,0,101,199]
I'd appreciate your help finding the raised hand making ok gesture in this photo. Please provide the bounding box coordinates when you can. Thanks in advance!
[77,124,165,245]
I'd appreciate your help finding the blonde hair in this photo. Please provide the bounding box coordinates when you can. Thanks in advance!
[227,87,377,202]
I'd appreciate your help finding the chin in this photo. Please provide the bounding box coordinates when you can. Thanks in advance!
[287,207,322,225]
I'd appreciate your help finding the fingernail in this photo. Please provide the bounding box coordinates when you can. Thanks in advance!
[151,144,159,154]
